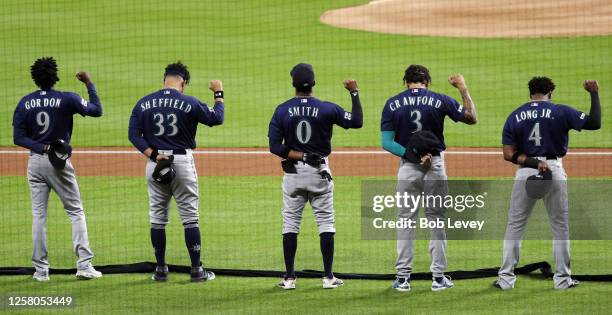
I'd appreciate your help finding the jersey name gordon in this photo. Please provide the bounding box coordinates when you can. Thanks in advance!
[514,106,554,123]
[388,95,442,112]
[24,97,62,110]
[139,97,193,114]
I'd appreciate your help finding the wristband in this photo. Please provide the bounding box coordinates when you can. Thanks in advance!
[523,157,540,169]
[511,151,521,164]
[150,149,159,162]
[214,91,224,99]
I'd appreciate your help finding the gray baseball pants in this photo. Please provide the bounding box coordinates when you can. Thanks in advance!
[282,160,335,235]
[28,153,94,272]
[396,155,448,278]
[498,159,573,289]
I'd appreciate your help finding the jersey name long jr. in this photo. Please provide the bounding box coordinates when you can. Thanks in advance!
[514,108,553,123]
[388,95,442,111]
[139,97,192,113]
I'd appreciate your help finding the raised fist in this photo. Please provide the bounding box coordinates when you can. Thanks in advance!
[75,72,92,85]
[448,74,466,90]
[209,80,223,92]
[583,80,599,93]
[343,79,358,92]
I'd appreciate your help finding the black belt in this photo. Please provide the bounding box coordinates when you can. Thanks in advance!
[431,152,441,156]
[528,155,558,160]
[157,149,187,155]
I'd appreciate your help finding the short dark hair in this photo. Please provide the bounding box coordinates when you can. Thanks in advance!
[31,57,59,90]
[295,86,312,93]
[164,61,190,84]
[528,76,555,95]
[403,64,431,85]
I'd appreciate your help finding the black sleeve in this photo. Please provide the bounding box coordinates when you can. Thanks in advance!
[583,91,601,130]
[349,91,363,128]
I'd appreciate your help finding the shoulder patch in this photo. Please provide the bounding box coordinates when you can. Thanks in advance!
[80,98,88,107]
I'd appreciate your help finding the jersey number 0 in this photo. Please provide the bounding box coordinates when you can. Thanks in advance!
[296,120,312,144]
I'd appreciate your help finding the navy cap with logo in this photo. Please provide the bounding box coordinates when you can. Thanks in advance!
[48,139,72,170]
[403,130,441,163]
[290,63,315,88]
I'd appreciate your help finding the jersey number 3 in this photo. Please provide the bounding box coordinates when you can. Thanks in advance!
[153,113,178,136]
[529,122,542,146]
[410,110,422,133]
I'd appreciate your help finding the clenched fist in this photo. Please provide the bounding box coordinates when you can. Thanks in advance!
[583,80,599,93]
[209,80,223,92]
[75,72,92,85]
[343,79,358,92]
[448,74,467,90]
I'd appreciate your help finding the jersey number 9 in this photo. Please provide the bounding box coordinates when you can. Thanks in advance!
[36,111,50,134]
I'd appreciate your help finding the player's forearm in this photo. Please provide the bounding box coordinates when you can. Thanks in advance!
[13,128,45,153]
[349,91,363,128]
[381,131,406,157]
[583,92,601,130]
[460,88,477,124]
[128,127,150,153]
[269,138,291,159]
[85,83,103,117]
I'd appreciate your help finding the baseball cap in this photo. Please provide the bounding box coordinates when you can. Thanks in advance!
[404,131,441,163]
[48,139,72,170]
[525,170,553,199]
[290,63,315,88]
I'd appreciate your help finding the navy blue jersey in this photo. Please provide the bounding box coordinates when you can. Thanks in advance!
[380,88,464,151]
[268,96,355,156]
[128,89,224,152]
[12,84,102,153]
[502,101,586,157]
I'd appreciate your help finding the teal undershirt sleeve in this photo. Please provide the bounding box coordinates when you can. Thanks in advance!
[381,130,406,157]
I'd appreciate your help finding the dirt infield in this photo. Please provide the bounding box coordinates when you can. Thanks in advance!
[1,147,610,177]
[320,0,612,38]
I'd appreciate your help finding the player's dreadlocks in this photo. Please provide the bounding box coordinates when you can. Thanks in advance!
[403,64,431,85]
[31,57,59,91]
[528,76,555,96]
[164,61,190,84]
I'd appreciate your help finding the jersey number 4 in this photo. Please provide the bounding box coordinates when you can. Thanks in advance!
[153,113,178,136]
[529,122,542,146]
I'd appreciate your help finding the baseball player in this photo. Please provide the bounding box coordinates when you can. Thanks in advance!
[268,63,363,290]
[128,62,224,282]
[380,65,478,292]
[495,77,601,290]
[12,57,103,281]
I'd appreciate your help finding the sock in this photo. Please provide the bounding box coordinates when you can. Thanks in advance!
[283,233,298,279]
[320,232,335,279]
[150,225,166,267]
[184,224,201,268]
[435,276,443,283]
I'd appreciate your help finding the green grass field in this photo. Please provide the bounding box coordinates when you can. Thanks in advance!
[1,176,611,314]
[1,1,611,314]
[0,0,610,148]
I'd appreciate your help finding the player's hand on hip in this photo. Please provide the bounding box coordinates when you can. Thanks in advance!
[156,154,170,162]
[537,160,550,172]
[343,79,358,92]
[75,71,92,85]
[448,74,466,90]
[209,80,223,92]
[583,80,599,93]
[420,153,432,169]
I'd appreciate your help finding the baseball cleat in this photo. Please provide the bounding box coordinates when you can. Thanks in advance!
[190,266,215,282]
[392,277,411,292]
[76,266,102,280]
[493,279,514,290]
[152,265,169,282]
[555,279,580,290]
[33,270,50,282]
[322,276,344,289]
[278,277,296,290]
[431,275,454,291]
